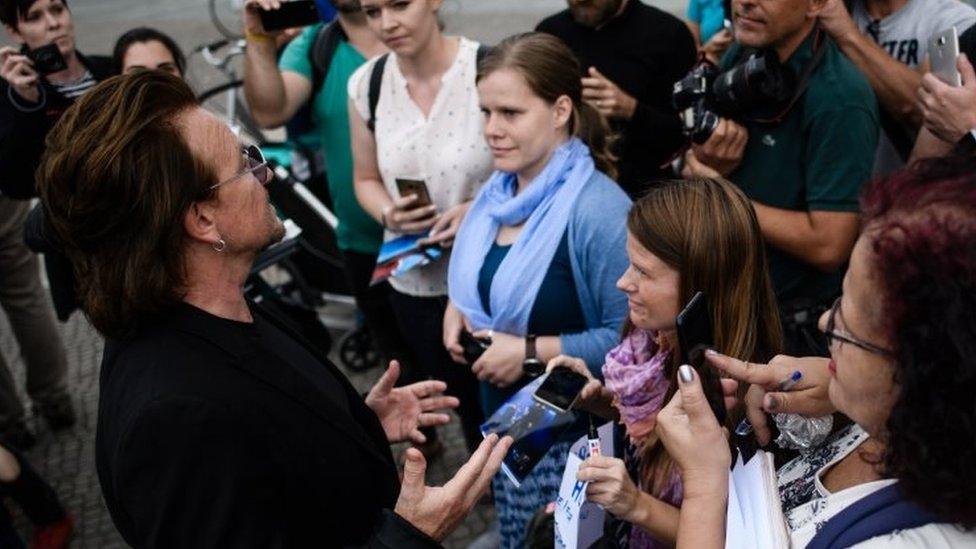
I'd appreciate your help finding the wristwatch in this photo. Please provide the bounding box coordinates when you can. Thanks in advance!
[523,334,545,377]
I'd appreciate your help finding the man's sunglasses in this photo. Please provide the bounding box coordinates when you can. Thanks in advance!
[209,145,272,190]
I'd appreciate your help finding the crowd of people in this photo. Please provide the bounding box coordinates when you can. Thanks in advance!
[0,0,974,547]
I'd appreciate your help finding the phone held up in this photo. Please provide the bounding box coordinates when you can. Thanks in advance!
[675,291,727,424]
[258,0,320,32]
[22,43,67,75]
[395,178,434,209]
[930,27,962,86]
[533,367,589,413]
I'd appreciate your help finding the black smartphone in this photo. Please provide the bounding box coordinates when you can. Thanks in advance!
[459,329,491,365]
[258,0,320,32]
[533,367,588,413]
[395,178,433,209]
[675,291,727,423]
[25,43,67,75]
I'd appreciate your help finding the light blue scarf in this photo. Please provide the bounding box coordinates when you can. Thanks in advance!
[448,138,594,335]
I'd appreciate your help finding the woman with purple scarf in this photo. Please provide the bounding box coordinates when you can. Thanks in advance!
[444,33,630,548]
[550,177,783,548]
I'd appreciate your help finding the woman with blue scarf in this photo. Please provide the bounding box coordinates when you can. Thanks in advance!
[445,33,630,548]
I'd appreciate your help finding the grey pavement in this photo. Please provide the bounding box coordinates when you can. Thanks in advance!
[0,0,687,547]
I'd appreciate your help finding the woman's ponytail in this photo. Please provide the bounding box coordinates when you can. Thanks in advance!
[575,101,618,181]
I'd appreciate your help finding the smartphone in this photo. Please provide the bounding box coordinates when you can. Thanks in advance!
[533,367,589,413]
[459,329,491,365]
[675,292,727,423]
[258,0,320,32]
[25,43,67,75]
[395,178,433,209]
[930,27,962,86]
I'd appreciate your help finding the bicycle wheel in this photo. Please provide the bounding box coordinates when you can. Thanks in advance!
[198,80,267,145]
[209,0,245,39]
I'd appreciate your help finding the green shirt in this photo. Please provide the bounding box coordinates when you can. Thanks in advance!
[722,31,879,304]
[279,24,383,254]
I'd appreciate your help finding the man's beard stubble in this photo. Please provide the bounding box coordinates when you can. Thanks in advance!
[568,0,625,28]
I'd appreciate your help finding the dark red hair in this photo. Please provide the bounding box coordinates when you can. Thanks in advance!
[860,154,976,527]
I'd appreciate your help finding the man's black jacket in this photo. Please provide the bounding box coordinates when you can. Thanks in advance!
[0,51,114,199]
[96,301,440,548]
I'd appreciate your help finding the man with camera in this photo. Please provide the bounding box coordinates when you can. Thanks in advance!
[0,0,110,447]
[536,0,697,198]
[817,0,975,175]
[682,0,879,355]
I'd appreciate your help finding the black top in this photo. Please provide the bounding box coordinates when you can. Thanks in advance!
[95,302,439,548]
[0,52,115,200]
[536,0,697,197]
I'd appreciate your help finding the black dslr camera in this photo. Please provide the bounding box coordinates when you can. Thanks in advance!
[22,43,67,75]
[672,50,795,144]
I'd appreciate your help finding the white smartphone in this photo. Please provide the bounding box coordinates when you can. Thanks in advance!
[930,27,962,86]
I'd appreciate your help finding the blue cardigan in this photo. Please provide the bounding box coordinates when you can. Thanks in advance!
[558,170,631,376]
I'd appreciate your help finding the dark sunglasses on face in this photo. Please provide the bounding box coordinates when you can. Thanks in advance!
[209,145,272,190]
[823,296,895,357]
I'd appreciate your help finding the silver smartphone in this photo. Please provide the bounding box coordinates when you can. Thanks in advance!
[930,27,962,86]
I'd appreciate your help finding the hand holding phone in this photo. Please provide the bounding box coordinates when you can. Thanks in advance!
[386,178,438,234]
[257,0,320,32]
[533,366,589,413]
[459,330,491,365]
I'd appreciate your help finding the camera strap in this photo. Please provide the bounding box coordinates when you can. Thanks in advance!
[749,26,828,125]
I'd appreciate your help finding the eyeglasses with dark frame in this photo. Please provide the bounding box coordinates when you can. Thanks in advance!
[209,145,272,190]
[823,297,895,357]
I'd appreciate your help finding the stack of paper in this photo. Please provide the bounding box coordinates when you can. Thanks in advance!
[725,450,790,549]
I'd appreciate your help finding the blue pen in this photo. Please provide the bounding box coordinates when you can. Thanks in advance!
[735,370,802,436]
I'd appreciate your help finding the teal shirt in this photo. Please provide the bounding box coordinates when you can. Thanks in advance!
[687,0,726,43]
[279,24,383,254]
[722,32,879,304]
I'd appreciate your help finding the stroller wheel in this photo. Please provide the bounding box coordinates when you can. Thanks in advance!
[339,326,381,372]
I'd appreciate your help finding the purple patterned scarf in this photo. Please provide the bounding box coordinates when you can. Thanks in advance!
[602,329,684,549]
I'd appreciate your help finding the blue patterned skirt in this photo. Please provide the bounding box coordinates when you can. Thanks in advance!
[493,439,573,549]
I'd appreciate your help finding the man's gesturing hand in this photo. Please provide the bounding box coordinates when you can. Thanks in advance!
[365,360,459,444]
[395,434,513,541]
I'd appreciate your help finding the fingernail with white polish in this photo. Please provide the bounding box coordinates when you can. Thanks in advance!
[678,364,695,384]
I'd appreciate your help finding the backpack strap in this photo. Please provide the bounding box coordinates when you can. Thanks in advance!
[367,44,491,132]
[807,483,942,549]
[366,53,390,132]
[308,20,346,99]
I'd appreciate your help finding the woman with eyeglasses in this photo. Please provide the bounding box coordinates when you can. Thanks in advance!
[654,156,976,548]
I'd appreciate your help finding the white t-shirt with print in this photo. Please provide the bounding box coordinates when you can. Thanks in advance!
[348,37,494,297]
[776,423,976,547]
[851,0,976,177]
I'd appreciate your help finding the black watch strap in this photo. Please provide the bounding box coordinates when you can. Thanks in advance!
[525,334,537,361]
